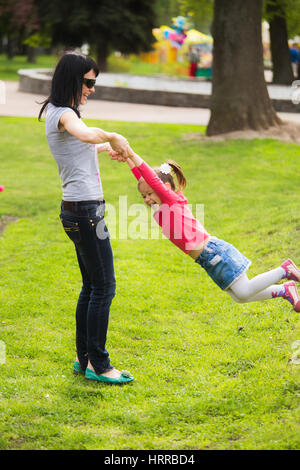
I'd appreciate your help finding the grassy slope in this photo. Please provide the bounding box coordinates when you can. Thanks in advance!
[0,116,299,450]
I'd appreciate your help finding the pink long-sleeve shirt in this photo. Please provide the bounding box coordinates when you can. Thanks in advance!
[131,161,210,254]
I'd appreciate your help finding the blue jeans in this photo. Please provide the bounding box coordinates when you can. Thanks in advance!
[195,236,251,290]
[60,201,116,374]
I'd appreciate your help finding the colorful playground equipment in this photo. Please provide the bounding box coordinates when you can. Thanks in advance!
[139,16,213,78]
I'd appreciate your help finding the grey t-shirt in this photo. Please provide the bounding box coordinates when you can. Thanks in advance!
[45,103,103,201]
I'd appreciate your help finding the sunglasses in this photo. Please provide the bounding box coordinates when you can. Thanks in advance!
[83,78,96,89]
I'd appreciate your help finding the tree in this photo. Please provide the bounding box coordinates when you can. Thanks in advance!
[0,0,39,59]
[265,0,294,84]
[179,0,213,34]
[154,0,181,27]
[285,0,300,37]
[207,0,281,136]
[37,0,156,71]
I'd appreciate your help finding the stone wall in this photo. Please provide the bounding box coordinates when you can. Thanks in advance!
[18,69,298,112]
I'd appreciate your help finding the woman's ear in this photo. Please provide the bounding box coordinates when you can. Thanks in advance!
[164,182,172,190]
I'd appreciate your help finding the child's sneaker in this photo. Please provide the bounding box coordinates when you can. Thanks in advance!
[283,281,300,312]
[281,259,300,282]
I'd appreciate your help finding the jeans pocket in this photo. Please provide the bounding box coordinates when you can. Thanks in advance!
[60,216,81,244]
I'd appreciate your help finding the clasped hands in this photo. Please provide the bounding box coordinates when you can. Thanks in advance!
[109,132,131,161]
[109,148,130,162]
[98,133,133,162]
[108,136,133,162]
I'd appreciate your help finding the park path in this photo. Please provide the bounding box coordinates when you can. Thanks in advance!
[0,80,300,126]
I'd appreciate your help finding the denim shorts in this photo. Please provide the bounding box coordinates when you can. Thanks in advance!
[195,236,251,290]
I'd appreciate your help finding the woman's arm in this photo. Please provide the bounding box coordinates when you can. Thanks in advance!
[60,111,128,157]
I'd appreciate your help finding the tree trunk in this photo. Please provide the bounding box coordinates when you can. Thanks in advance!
[27,46,38,63]
[96,43,109,72]
[207,0,281,136]
[6,36,16,60]
[266,0,294,85]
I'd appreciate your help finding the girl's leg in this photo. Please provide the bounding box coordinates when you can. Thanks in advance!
[228,272,300,310]
[229,268,285,301]
[229,258,300,300]
[228,283,284,303]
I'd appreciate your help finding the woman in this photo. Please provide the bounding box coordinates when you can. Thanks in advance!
[39,51,133,384]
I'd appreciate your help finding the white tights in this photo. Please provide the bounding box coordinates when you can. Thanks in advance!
[227,267,285,303]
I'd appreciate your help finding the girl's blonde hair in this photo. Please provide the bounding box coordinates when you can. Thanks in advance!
[153,160,186,191]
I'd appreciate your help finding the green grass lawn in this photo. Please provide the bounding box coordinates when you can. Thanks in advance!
[0,54,58,81]
[0,116,299,450]
[0,53,189,81]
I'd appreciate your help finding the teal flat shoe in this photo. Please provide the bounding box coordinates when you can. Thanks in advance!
[73,361,86,375]
[85,367,134,384]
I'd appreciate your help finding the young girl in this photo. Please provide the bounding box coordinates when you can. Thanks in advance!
[117,146,300,312]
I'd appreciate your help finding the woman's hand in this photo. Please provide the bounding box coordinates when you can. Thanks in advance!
[109,144,142,170]
[108,143,139,164]
[108,133,129,158]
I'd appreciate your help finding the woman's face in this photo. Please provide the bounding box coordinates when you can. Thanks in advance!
[80,69,96,105]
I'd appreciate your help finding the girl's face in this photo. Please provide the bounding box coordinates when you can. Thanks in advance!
[80,69,96,105]
[139,181,162,207]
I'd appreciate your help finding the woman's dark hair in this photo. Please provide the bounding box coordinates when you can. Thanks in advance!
[38,51,99,120]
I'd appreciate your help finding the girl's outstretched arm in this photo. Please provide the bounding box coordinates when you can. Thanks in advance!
[108,146,142,181]
[127,157,142,181]
[126,158,136,170]
[109,143,143,166]
[126,149,145,181]
[126,145,144,167]
[126,146,180,205]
